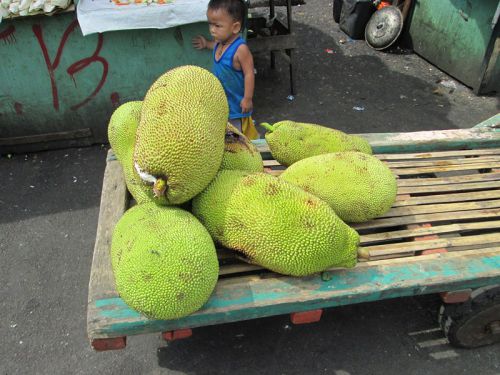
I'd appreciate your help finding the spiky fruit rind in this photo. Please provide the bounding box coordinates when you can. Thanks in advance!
[107,101,167,205]
[221,123,264,172]
[134,66,228,204]
[192,171,359,276]
[111,203,219,319]
[108,101,143,163]
[280,151,397,222]
[264,120,372,166]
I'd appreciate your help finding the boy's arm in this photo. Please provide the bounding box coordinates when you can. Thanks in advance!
[192,36,215,50]
[236,45,255,113]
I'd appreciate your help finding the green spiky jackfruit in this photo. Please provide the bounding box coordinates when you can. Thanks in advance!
[261,120,372,166]
[280,152,397,223]
[220,123,264,172]
[110,203,219,319]
[192,171,359,276]
[108,101,142,163]
[107,101,166,205]
[134,65,228,204]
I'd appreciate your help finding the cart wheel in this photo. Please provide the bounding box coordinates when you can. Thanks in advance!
[333,0,342,23]
[438,285,500,348]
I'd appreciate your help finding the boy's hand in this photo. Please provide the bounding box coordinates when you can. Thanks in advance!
[192,35,207,49]
[241,97,253,113]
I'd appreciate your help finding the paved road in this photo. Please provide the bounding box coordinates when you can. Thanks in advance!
[1,1,499,374]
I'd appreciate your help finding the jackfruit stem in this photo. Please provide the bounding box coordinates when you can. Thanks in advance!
[153,178,167,198]
[357,246,369,260]
[259,122,275,132]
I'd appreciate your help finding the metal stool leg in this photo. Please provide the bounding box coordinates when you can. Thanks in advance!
[286,48,295,95]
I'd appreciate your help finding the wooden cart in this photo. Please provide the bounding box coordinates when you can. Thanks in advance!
[87,115,500,351]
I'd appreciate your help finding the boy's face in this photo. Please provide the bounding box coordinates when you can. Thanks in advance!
[207,8,241,44]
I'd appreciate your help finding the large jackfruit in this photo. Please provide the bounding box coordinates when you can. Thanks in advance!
[107,101,166,205]
[280,152,397,223]
[134,65,228,204]
[111,203,219,319]
[192,171,359,276]
[261,120,372,166]
[220,123,264,172]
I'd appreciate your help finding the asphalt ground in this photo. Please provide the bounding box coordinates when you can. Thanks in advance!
[1,1,499,374]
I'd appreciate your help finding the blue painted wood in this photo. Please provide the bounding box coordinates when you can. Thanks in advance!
[88,252,500,339]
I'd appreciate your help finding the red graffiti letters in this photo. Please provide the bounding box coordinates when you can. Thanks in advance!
[0,25,16,44]
[32,20,108,111]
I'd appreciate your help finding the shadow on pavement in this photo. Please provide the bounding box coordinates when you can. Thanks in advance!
[252,18,453,134]
[0,145,108,225]
[155,294,497,374]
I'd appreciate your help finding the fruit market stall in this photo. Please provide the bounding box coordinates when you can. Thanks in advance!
[87,113,500,351]
[0,1,212,154]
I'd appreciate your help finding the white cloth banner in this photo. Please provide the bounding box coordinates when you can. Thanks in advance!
[76,0,209,36]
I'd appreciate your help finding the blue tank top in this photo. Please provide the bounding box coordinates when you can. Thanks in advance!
[213,36,252,119]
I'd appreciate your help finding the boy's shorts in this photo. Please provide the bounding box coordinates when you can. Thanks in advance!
[228,116,260,140]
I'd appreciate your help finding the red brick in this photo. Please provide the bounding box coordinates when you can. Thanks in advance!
[290,309,323,324]
[440,289,472,303]
[162,328,193,341]
[91,336,126,351]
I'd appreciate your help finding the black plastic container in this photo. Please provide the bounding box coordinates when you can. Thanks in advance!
[339,0,376,39]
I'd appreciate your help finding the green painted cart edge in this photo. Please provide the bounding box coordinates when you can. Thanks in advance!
[88,251,500,338]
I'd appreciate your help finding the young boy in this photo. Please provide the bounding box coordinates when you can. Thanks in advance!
[192,0,259,139]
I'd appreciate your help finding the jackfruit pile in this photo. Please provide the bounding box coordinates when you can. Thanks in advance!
[107,64,397,321]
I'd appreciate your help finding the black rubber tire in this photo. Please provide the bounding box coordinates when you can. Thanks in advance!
[438,285,500,348]
[333,0,343,23]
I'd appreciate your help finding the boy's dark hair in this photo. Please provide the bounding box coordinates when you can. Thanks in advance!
[208,0,247,30]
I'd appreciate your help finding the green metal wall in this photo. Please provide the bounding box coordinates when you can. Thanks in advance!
[0,12,212,152]
[408,0,499,93]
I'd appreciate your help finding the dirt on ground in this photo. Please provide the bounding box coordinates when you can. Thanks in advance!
[250,0,498,135]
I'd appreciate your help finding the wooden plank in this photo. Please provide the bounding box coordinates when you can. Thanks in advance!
[391,162,500,175]
[87,156,127,304]
[352,207,500,230]
[266,169,284,176]
[377,148,500,160]
[219,263,264,276]
[264,162,500,186]
[360,220,500,244]
[262,153,500,169]
[380,199,500,218]
[397,180,500,195]
[386,155,500,168]
[392,189,500,207]
[87,249,500,339]
[360,234,500,258]
[362,128,500,154]
[396,172,500,187]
